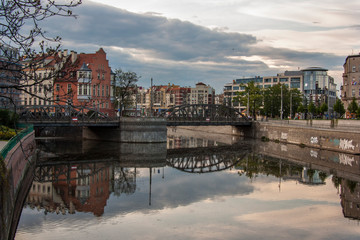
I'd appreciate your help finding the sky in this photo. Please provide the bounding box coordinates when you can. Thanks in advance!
[40,0,360,93]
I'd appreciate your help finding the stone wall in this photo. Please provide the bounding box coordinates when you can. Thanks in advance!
[83,117,167,143]
[252,122,360,154]
[1,131,36,240]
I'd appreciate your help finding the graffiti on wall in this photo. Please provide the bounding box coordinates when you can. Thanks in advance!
[339,139,355,150]
[310,136,318,144]
[281,132,288,140]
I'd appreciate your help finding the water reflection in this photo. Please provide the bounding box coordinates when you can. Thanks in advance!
[12,135,360,240]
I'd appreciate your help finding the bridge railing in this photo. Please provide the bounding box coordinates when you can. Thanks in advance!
[1,124,34,160]
[17,105,118,124]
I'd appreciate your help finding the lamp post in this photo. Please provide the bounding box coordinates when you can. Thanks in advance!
[246,92,249,117]
[290,92,292,120]
[280,84,283,120]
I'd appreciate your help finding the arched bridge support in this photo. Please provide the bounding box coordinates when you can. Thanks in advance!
[83,117,167,143]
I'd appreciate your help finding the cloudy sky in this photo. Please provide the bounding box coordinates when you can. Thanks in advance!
[41,0,360,93]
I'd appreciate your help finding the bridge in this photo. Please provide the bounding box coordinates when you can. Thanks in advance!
[18,104,252,127]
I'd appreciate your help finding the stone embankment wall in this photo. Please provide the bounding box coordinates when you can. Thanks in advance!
[1,130,36,240]
[83,117,167,143]
[252,121,360,154]
[174,120,360,154]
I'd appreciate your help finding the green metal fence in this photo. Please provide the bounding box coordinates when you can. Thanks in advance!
[1,124,34,159]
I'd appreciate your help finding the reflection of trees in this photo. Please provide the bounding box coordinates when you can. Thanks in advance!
[236,154,304,180]
[236,154,332,186]
[111,167,136,197]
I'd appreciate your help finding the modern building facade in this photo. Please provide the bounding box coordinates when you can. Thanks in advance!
[341,54,360,109]
[302,67,336,111]
[224,68,335,112]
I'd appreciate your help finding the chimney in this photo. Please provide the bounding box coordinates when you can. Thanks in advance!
[63,49,68,57]
[58,50,62,58]
[71,51,77,63]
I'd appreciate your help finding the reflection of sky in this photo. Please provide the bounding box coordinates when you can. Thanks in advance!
[16,168,360,240]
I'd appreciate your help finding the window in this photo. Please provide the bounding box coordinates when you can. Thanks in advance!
[84,84,88,95]
[102,85,104,96]
[97,85,100,96]
[24,98,27,105]
[56,95,60,102]
[67,84,72,93]
[106,86,109,96]
[352,66,356,72]
[93,85,96,96]
[56,84,60,92]
[280,78,288,82]
[78,84,83,95]
[97,73,100,79]
[273,78,278,82]
[39,84,42,93]
[102,73,104,80]
[352,89,355,97]
[264,78,271,83]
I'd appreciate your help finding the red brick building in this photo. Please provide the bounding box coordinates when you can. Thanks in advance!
[54,48,115,116]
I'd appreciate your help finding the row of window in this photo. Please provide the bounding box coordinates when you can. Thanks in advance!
[24,98,51,105]
[55,83,110,97]
[26,84,52,94]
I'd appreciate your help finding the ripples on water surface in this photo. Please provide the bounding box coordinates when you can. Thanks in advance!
[14,132,360,240]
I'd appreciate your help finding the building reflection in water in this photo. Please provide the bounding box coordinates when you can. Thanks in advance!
[25,163,139,216]
[339,178,360,220]
[23,137,360,222]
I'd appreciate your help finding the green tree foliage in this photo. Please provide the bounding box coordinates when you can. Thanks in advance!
[308,101,316,118]
[347,97,358,114]
[114,69,140,116]
[333,98,345,118]
[233,81,263,120]
[297,104,305,113]
[319,102,328,116]
[262,84,302,118]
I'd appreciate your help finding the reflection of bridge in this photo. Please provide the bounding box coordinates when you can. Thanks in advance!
[33,145,250,182]
[19,104,251,127]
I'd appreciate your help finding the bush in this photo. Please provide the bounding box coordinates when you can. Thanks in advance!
[0,126,16,140]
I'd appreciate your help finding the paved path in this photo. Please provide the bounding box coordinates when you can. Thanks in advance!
[0,141,8,151]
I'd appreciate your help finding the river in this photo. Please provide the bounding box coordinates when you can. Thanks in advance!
[11,129,360,240]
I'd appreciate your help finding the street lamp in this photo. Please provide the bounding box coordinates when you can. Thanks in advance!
[280,84,283,120]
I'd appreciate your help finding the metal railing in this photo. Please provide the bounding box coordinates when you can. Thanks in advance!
[1,124,34,160]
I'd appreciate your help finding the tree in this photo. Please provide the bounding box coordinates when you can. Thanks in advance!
[319,102,328,116]
[262,84,302,119]
[308,101,316,119]
[347,97,358,117]
[0,0,81,112]
[333,98,345,118]
[113,69,140,116]
[233,81,263,120]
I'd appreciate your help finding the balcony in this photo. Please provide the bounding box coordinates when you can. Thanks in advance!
[78,77,91,84]
[77,95,91,101]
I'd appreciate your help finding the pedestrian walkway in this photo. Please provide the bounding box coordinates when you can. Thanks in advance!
[0,141,8,151]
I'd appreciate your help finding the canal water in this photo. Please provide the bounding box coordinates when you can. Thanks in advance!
[12,130,360,240]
